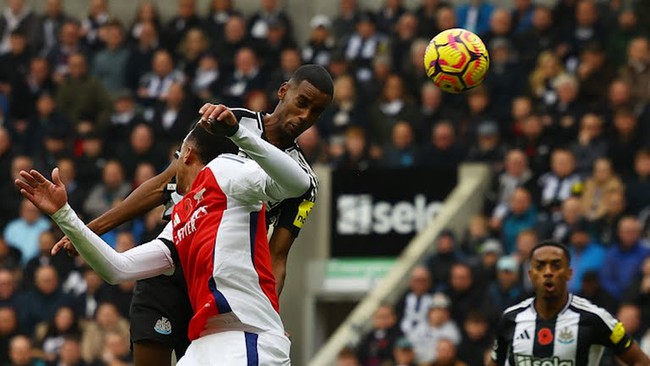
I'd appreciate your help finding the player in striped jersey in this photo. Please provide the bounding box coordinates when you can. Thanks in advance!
[50,65,332,365]
[17,113,312,365]
[490,240,650,366]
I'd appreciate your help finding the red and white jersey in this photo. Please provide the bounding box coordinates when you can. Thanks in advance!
[164,153,284,340]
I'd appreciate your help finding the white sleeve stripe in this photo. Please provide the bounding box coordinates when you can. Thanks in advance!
[503,297,534,315]
[570,296,618,329]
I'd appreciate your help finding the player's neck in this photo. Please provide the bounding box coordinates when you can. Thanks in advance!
[535,293,570,320]
[180,165,203,194]
[263,113,294,150]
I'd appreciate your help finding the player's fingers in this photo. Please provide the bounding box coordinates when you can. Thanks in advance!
[52,167,62,186]
[208,104,226,121]
[198,102,211,114]
[19,170,38,187]
[215,107,232,121]
[51,240,64,255]
[30,169,49,184]
[201,104,217,120]
[15,179,35,194]
[19,188,36,203]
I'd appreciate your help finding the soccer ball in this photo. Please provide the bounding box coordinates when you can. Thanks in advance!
[423,28,490,94]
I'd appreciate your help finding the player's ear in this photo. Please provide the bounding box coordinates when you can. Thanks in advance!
[277,82,289,101]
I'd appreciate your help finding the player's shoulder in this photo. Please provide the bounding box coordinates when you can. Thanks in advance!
[568,295,618,327]
[502,297,535,319]
[286,145,319,187]
[231,107,263,130]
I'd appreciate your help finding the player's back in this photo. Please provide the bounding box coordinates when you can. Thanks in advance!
[171,153,283,341]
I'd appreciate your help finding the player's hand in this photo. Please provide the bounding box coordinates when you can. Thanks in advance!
[52,236,79,257]
[198,104,238,136]
[15,168,68,216]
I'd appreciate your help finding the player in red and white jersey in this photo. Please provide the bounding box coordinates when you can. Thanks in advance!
[15,112,311,365]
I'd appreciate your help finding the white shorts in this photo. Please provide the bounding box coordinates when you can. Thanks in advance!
[176,331,291,366]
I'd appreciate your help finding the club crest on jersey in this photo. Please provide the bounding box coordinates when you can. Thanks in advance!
[558,327,574,344]
[154,317,172,335]
[193,187,206,202]
[514,354,574,366]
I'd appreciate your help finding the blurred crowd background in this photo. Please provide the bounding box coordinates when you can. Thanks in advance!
[0,0,649,365]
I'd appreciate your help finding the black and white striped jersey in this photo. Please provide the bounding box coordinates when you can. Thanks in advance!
[492,294,633,366]
[164,108,318,236]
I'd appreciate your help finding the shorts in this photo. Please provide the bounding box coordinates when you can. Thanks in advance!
[177,331,291,366]
[129,269,193,357]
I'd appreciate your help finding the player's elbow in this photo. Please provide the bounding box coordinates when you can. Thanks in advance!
[286,175,310,198]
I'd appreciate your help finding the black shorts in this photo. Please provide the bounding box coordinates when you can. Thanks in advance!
[129,266,193,357]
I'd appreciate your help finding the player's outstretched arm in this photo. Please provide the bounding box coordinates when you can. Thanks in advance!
[17,168,175,284]
[617,342,650,365]
[51,160,177,256]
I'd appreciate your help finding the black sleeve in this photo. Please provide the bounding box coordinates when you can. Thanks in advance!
[159,238,181,268]
[591,313,634,355]
[491,312,513,365]
[272,189,316,237]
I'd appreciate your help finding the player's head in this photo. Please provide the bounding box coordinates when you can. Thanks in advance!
[176,124,238,194]
[528,240,572,301]
[274,64,333,139]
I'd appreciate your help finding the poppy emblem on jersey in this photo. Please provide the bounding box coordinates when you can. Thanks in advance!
[558,327,574,344]
[538,328,553,345]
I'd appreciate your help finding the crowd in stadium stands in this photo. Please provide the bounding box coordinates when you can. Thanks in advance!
[0,0,649,364]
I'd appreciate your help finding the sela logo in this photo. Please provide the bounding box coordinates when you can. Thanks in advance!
[336,194,442,235]
[514,355,574,366]
[176,205,208,242]
[154,317,172,335]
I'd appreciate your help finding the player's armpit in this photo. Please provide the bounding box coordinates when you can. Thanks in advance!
[269,226,295,296]
[616,342,650,365]
[87,160,177,235]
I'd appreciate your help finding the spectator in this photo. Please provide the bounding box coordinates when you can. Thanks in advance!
[400,39,430,101]
[381,121,419,168]
[202,0,239,46]
[0,155,33,229]
[93,330,132,366]
[471,239,502,288]
[570,113,608,176]
[390,12,418,74]
[415,0,448,38]
[3,199,50,266]
[23,230,75,290]
[617,303,644,341]
[625,149,650,216]
[176,27,209,80]
[0,126,12,184]
[459,214,491,257]
[446,262,484,326]
[46,21,87,83]
[484,38,525,121]
[496,187,537,254]
[580,158,624,221]
[511,0,535,34]
[425,230,463,289]
[600,217,650,300]
[576,44,614,107]
[80,302,129,364]
[150,83,194,151]
[127,1,161,44]
[537,148,582,216]
[48,336,86,366]
[409,292,461,365]
[466,120,507,171]
[431,338,467,366]
[541,197,584,245]
[340,12,389,84]
[488,149,535,223]
[0,307,19,365]
[34,306,82,362]
[607,9,644,70]
[17,265,74,336]
[258,18,297,74]
[455,0,494,35]
[212,15,252,75]
[368,74,417,148]
[91,20,130,93]
[14,57,56,116]
[332,0,360,43]
[356,304,402,366]
[163,0,201,50]
[82,160,131,221]
[0,238,21,273]
[545,74,586,144]
[0,268,19,307]
[55,53,112,134]
[485,256,525,319]
[561,0,606,67]
[73,269,106,321]
[619,36,650,105]
[481,8,514,48]
[296,126,328,165]
[248,0,293,42]
[622,256,650,332]
[132,162,156,190]
[80,0,110,51]
[593,190,627,246]
[457,311,491,366]
[7,334,43,366]
[435,5,457,33]
[125,21,159,92]
[392,336,416,366]
[219,47,266,106]
[302,15,334,67]
[516,6,557,74]
[0,0,38,55]
[319,75,365,145]
[330,126,373,171]
[23,93,71,158]
[457,86,494,147]
[529,51,566,110]
[396,266,433,335]
[137,49,185,108]
[567,224,606,293]
[415,84,454,139]
[608,108,643,178]
[33,129,70,175]
[190,53,223,101]
[105,90,145,156]
[578,270,618,315]
[337,347,360,366]
[73,132,105,190]
[0,31,32,119]
[514,114,552,174]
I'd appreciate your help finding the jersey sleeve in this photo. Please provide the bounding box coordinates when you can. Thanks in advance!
[272,190,316,237]
[491,314,511,365]
[591,310,634,355]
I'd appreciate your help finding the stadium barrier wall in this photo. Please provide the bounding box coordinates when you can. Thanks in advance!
[307,163,491,366]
